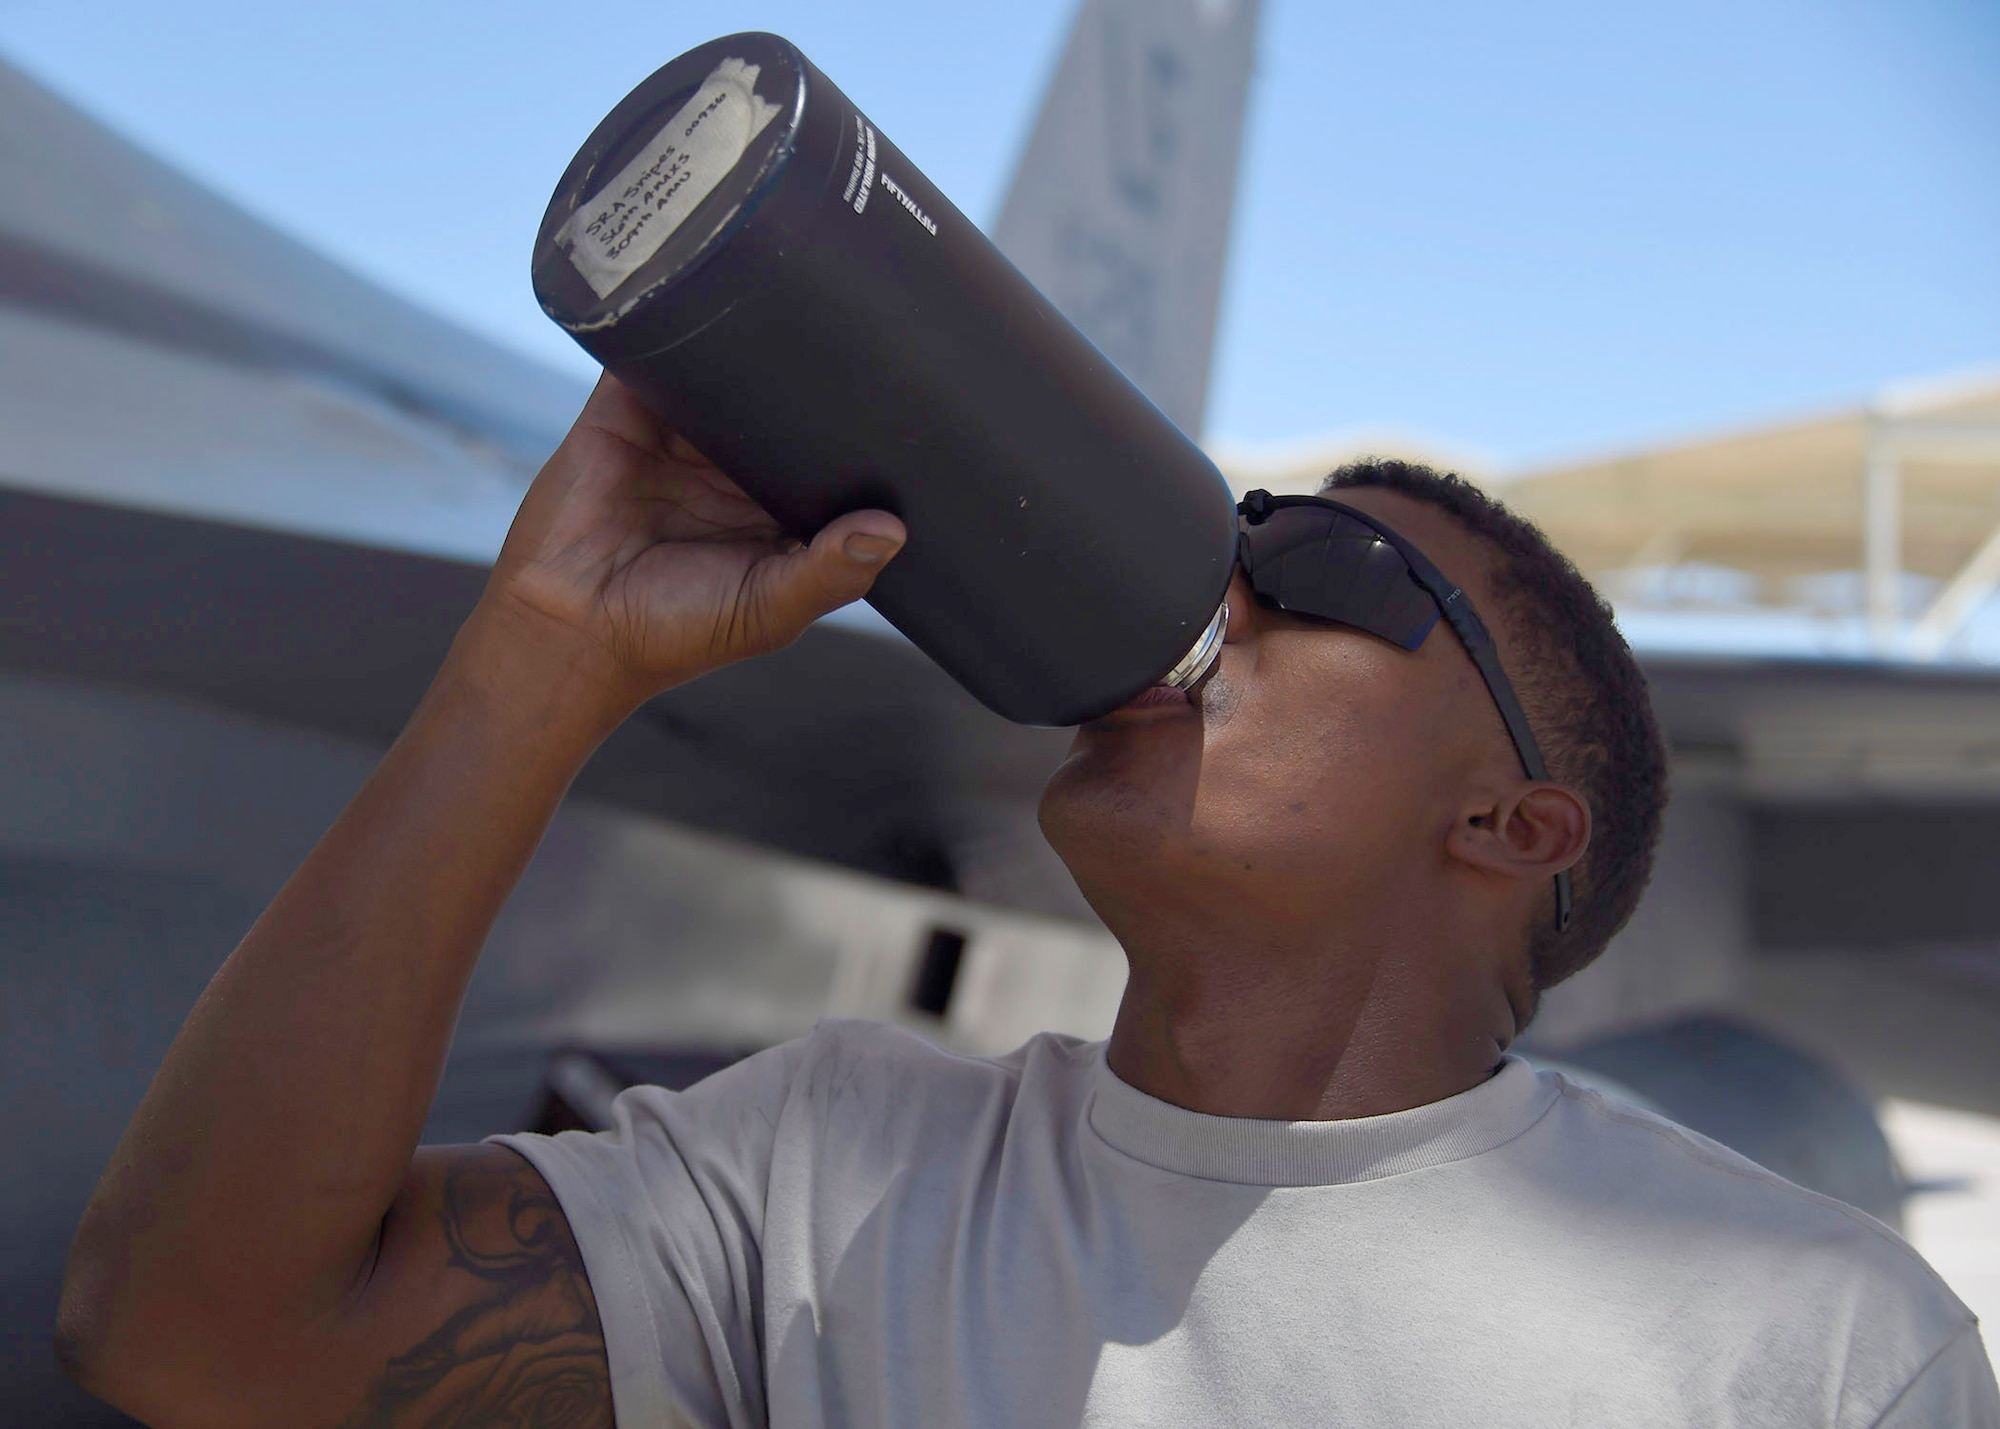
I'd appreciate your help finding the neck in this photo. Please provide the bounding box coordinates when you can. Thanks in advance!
[1100,901,1512,1122]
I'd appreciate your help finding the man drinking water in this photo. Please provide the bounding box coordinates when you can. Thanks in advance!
[58,377,1998,1426]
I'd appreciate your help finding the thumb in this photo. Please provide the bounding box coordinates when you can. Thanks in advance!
[752,509,907,641]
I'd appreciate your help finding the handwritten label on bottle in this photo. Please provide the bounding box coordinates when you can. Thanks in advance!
[558,57,782,299]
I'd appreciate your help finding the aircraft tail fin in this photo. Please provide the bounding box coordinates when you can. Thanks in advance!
[992,0,1262,438]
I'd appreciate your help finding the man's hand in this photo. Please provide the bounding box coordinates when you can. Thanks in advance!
[483,373,906,721]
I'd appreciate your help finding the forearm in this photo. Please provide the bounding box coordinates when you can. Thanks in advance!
[63,600,633,1369]
[59,372,904,1419]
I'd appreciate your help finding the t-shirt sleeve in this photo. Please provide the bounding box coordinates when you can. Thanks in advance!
[489,1037,808,1429]
[1868,1322,2000,1429]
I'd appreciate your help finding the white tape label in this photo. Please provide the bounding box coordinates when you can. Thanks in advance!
[557,57,783,299]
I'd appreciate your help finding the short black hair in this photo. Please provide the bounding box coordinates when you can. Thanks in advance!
[1319,459,1668,995]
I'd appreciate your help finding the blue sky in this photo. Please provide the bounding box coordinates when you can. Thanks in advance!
[1,0,1994,465]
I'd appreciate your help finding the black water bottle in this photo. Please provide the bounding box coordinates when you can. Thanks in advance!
[531,32,1235,726]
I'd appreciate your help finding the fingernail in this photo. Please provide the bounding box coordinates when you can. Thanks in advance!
[844,533,900,564]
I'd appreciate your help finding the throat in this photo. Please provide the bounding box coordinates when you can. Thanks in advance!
[1104,946,1511,1122]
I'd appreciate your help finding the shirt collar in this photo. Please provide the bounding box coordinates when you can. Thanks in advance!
[1086,1050,1556,1187]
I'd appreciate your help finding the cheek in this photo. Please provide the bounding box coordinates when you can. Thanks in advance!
[1194,642,1443,852]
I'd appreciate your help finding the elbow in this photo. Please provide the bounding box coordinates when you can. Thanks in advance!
[56,1214,332,1429]
[56,1210,195,1424]
[55,1223,149,1415]
[51,1297,95,1391]
[54,1246,124,1408]
[55,1262,227,1428]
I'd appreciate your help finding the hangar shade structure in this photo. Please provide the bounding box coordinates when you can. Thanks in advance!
[1223,370,2000,665]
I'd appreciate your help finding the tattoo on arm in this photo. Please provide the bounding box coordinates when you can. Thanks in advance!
[338,1153,613,1428]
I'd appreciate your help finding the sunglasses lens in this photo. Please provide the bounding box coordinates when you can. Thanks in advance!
[1241,507,1440,651]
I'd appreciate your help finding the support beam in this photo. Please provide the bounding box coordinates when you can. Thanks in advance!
[1872,414,2000,661]
[1872,419,2000,466]
[1864,421,1902,656]
[1908,511,2000,661]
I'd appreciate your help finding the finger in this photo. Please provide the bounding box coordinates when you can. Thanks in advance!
[746,510,908,644]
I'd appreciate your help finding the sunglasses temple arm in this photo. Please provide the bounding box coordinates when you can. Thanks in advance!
[1438,598,1575,935]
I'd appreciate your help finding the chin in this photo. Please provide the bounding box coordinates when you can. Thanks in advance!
[1037,734,1207,888]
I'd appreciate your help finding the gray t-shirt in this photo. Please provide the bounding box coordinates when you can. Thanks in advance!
[496,1019,1999,1428]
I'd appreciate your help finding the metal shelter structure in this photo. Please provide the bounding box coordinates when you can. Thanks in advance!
[1218,368,2000,664]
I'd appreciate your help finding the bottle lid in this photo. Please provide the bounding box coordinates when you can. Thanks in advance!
[533,34,805,336]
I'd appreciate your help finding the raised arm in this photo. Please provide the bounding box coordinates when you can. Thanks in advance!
[55,376,906,1427]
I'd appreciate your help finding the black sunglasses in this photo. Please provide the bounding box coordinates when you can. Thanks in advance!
[1236,489,1572,934]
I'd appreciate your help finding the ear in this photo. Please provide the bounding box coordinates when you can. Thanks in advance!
[1448,782,1590,885]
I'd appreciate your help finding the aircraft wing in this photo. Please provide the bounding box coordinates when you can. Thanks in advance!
[0,54,1082,896]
